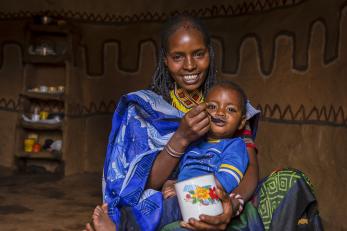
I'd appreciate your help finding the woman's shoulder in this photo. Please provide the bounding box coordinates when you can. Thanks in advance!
[119,89,184,117]
[246,100,261,120]
[121,89,164,104]
[125,89,158,97]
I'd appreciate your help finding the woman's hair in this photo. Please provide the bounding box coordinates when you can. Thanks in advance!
[150,15,216,102]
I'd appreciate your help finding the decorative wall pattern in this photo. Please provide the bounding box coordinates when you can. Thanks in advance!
[1,0,346,127]
[1,97,346,128]
[0,0,303,22]
[74,0,346,75]
[0,98,20,112]
[258,104,347,128]
[1,0,346,76]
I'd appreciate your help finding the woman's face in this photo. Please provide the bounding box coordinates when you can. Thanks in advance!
[165,26,210,92]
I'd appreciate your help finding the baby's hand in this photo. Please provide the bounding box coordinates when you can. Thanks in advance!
[162,180,177,199]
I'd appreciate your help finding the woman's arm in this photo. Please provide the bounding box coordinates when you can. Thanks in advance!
[146,103,210,190]
[232,147,259,202]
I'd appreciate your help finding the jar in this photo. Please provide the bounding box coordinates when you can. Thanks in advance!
[32,143,41,153]
[40,111,49,120]
[24,138,35,152]
[27,133,39,142]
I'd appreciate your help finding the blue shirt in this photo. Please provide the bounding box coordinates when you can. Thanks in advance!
[178,137,249,194]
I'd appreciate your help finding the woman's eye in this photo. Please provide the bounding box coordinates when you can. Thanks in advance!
[171,54,184,61]
[193,51,205,58]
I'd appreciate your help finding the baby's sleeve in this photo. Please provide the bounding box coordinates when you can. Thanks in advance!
[214,138,249,194]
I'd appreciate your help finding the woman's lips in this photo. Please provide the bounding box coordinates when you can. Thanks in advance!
[182,73,200,84]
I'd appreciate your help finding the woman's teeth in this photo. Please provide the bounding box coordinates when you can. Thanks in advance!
[183,74,199,82]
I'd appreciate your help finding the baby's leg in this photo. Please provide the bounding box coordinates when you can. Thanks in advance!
[92,204,117,231]
[157,196,182,230]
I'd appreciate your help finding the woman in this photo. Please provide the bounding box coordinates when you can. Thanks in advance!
[85,15,319,231]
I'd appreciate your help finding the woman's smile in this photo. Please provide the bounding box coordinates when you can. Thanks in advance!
[165,26,209,92]
[182,73,201,84]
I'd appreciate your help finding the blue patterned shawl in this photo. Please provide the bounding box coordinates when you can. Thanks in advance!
[103,89,260,231]
[103,90,183,231]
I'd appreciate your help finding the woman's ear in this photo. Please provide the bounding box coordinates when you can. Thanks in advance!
[238,116,247,130]
[164,57,168,66]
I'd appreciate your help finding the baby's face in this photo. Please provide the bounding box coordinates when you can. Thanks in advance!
[205,86,245,139]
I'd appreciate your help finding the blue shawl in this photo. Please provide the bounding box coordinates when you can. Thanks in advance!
[103,90,183,231]
[103,89,260,231]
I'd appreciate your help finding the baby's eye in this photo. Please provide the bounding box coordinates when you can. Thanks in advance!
[227,107,237,113]
[206,104,217,110]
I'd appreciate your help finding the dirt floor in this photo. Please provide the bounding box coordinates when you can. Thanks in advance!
[0,167,102,231]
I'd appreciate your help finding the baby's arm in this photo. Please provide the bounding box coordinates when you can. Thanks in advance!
[214,138,249,194]
[162,179,177,199]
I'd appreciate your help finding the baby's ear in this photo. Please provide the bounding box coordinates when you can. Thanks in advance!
[238,116,247,130]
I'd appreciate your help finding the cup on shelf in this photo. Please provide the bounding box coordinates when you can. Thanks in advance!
[28,87,40,92]
[57,86,65,93]
[32,107,40,121]
[50,140,62,152]
[41,16,53,25]
[174,174,223,222]
[39,111,49,120]
[39,85,48,93]
[32,143,41,153]
[24,138,35,152]
[48,86,57,93]
[31,113,40,121]
[27,133,39,141]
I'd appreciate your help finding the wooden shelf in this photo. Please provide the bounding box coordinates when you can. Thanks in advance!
[28,24,72,34]
[21,119,63,130]
[14,19,80,175]
[16,151,62,160]
[21,91,65,101]
[23,54,68,65]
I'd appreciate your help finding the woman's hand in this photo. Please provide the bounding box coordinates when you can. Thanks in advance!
[180,187,234,230]
[147,103,210,190]
[173,103,210,148]
[162,180,177,199]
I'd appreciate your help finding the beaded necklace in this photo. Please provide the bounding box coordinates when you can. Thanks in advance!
[170,83,204,113]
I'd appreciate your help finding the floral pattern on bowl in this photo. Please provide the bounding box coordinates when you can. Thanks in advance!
[183,185,219,206]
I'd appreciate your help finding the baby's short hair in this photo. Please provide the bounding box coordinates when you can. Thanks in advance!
[209,80,247,116]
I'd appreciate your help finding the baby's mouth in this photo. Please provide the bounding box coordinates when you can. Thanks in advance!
[210,115,226,126]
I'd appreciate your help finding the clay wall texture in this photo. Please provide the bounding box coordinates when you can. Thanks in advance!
[0,0,346,229]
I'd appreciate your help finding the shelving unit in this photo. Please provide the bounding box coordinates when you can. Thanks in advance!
[20,119,63,130]
[20,91,65,101]
[14,18,80,175]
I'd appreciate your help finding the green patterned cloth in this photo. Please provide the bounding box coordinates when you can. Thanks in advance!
[161,168,318,231]
[161,202,262,231]
[257,168,314,230]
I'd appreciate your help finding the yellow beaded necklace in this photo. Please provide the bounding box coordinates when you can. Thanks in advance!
[170,83,204,113]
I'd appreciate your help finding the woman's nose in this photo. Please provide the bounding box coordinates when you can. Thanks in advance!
[183,56,196,71]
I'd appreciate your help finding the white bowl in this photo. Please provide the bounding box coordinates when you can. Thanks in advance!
[174,174,223,222]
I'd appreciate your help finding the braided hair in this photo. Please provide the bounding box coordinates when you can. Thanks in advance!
[150,15,217,103]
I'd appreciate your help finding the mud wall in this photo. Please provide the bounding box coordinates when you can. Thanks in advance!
[0,0,346,229]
